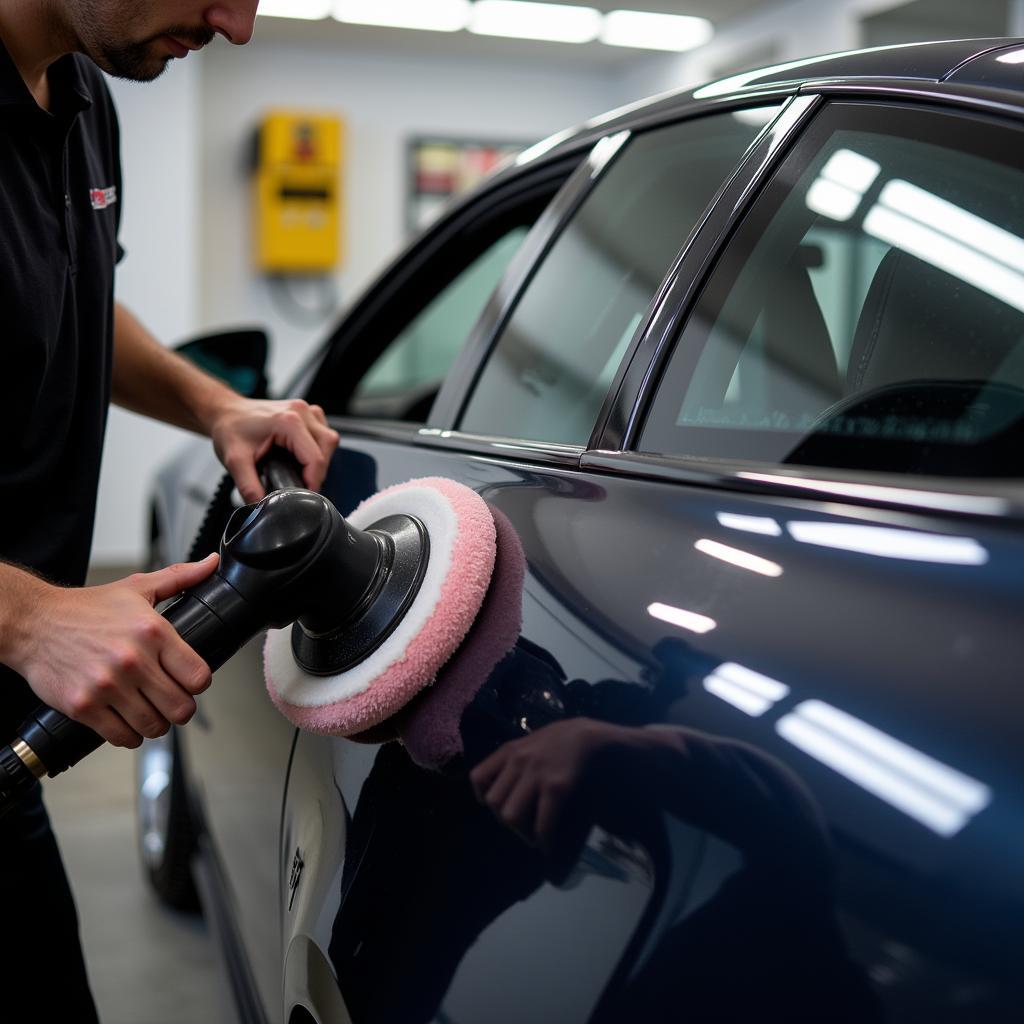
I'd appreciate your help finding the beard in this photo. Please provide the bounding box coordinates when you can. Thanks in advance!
[71,3,215,82]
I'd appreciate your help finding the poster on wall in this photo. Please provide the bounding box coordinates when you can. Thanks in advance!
[407,136,526,234]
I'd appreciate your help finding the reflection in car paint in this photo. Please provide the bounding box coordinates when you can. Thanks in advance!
[715,511,783,535]
[694,537,784,577]
[786,522,988,564]
[736,472,1008,515]
[776,700,992,837]
[702,661,790,717]
[647,602,717,634]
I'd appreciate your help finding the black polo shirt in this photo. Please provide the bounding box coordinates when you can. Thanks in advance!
[0,39,123,727]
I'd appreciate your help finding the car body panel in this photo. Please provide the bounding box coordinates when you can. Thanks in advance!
[270,433,1024,1023]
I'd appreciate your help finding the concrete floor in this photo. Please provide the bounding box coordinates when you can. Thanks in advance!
[41,566,236,1024]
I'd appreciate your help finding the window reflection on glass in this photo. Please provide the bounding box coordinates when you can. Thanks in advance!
[641,105,1024,477]
[460,107,783,445]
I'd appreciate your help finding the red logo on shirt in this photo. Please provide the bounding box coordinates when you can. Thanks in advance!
[89,186,118,210]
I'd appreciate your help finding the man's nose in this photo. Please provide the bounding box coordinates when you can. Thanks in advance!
[204,2,259,45]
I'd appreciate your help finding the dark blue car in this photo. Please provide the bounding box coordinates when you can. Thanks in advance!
[140,38,1024,1024]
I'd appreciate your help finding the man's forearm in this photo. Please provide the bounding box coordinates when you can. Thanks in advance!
[111,302,241,436]
[0,563,49,673]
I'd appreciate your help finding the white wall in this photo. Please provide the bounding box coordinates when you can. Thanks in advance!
[197,41,624,389]
[92,62,200,565]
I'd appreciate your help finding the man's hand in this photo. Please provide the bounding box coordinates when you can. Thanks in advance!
[208,396,340,503]
[4,556,220,749]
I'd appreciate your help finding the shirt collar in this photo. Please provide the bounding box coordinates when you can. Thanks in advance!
[0,33,93,112]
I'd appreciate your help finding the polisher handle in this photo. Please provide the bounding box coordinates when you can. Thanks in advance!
[0,451,329,815]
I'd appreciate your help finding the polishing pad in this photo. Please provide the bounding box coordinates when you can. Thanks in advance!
[399,506,525,769]
[265,478,496,735]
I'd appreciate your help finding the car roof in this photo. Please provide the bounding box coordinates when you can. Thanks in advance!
[516,37,1024,169]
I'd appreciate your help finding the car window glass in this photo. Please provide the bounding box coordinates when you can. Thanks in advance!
[459,107,783,445]
[640,103,1024,477]
[349,228,529,419]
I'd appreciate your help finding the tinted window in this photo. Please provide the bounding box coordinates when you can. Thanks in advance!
[460,108,783,445]
[641,103,1024,477]
[349,228,528,420]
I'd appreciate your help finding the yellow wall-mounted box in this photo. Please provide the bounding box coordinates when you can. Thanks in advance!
[252,110,344,273]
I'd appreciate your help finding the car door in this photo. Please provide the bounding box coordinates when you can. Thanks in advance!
[280,99,799,1023]
[178,149,591,1022]
[586,95,1024,1021]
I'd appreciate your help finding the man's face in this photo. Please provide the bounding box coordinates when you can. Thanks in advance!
[69,1,259,82]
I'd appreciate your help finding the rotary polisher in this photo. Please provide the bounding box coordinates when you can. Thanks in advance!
[0,459,496,816]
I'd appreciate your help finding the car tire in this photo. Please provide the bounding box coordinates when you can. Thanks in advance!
[136,729,200,911]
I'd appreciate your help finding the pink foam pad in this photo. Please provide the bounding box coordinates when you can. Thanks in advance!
[264,478,496,736]
[399,507,525,770]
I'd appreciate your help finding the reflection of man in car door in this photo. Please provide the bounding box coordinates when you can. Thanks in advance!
[329,634,879,1022]
[0,2,338,1017]
[473,717,882,1023]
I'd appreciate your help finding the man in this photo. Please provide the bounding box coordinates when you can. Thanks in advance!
[0,2,331,1016]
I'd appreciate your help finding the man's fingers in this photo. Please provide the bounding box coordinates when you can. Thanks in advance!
[158,632,213,697]
[500,779,542,843]
[480,763,521,812]
[113,690,173,740]
[224,446,266,504]
[470,750,509,799]
[139,553,219,604]
[82,707,143,749]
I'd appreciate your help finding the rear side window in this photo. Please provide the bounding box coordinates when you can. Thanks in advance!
[640,103,1024,477]
[349,228,528,420]
[459,107,783,445]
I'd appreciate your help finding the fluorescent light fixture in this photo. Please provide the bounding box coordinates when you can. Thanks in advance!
[334,0,471,32]
[806,148,881,222]
[865,204,1024,316]
[695,538,783,577]
[601,10,712,52]
[715,512,782,536]
[807,178,863,222]
[736,472,1008,517]
[821,149,881,193]
[880,179,1024,273]
[787,522,988,565]
[703,662,790,717]
[777,700,991,837]
[471,1,601,44]
[259,0,332,19]
[648,602,717,635]
[996,47,1024,64]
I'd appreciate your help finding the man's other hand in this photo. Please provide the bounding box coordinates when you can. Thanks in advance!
[209,397,340,502]
[8,556,220,748]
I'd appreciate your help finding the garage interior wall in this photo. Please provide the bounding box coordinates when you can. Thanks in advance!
[92,0,1024,565]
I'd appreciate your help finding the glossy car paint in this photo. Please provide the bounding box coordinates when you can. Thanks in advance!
[150,39,1024,1024]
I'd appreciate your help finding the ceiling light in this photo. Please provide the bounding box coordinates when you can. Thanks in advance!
[334,0,471,32]
[601,10,712,52]
[259,0,332,20]
[471,1,602,44]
